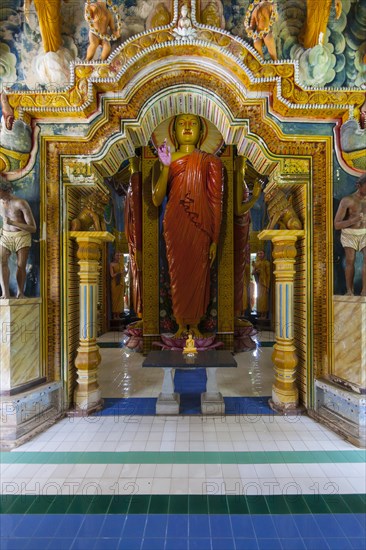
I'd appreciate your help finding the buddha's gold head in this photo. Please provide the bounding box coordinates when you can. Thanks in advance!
[173,114,203,147]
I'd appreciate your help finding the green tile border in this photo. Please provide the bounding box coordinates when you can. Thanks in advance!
[1,494,365,515]
[1,450,365,464]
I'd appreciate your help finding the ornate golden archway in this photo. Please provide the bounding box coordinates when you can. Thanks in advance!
[45,78,327,410]
[4,33,349,412]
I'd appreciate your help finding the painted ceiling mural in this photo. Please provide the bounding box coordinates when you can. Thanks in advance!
[0,0,172,89]
[0,0,365,92]
[222,0,366,88]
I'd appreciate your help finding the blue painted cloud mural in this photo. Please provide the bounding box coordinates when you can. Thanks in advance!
[224,0,366,88]
[0,0,364,91]
[0,0,171,90]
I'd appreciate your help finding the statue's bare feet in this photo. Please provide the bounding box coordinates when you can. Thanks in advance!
[189,325,202,338]
[0,294,11,299]
[345,290,354,296]
[174,326,188,338]
[235,318,252,329]
[16,292,26,298]
[361,290,366,297]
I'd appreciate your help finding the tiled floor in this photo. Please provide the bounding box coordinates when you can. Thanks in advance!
[1,333,365,549]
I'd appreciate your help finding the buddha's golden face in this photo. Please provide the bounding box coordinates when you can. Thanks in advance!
[174,114,202,146]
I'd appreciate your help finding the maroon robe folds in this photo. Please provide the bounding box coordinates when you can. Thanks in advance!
[163,149,223,325]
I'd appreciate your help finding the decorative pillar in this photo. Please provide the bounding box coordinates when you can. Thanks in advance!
[258,230,304,413]
[70,231,114,413]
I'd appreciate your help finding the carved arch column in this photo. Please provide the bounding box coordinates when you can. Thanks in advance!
[259,230,305,413]
[69,231,114,413]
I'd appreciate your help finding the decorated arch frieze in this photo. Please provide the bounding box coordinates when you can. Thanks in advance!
[41,70,331,392]
[0,0,363,404]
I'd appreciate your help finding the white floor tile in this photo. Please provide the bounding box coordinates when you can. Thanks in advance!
[151,478,171,494]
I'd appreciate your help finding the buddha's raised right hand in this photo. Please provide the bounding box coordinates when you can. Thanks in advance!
[158,139,171,167]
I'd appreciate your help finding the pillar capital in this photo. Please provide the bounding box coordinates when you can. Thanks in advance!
[258,230,304,249]
[70,232,115,261]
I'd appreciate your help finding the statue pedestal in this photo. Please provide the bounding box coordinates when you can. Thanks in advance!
[0,298,43,394]
[201,367,225,415]
[0,299,62,449]
[1,382,62,450]
[314,379,366,448]
[156,368,180,415]
[201,393,225,415]
[312,296,366,447]
[332,295,366,392]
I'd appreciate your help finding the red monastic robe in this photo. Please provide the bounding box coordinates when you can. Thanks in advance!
[163,149,223,325]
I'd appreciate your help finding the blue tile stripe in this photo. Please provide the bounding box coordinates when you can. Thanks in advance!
[1,513,365,550]
[87,395,276,416]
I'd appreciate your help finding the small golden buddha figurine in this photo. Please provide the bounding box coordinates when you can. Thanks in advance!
[183,333,197,355]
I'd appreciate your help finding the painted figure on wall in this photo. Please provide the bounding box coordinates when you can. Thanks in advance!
[110,251,125,319]
[24,0,63,53]
[246,0,278,61]
[0,179,37,299]
[252,250,270,318]
[152,114,224,337]
[0,93,14,132]
[340,101,366,171]
[23,0,74,87]
[125,156,143,321]
[299,0,342,49]
[234,156,261,326]
[85,1,121,61]
[149,2,171,28]
[0,93,33,174]
[334,174,366,296]
[201,1,224,28]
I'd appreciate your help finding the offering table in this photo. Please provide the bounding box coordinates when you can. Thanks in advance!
[142,350,237,415]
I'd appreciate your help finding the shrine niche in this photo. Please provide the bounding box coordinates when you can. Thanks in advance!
[1,0,365,448]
